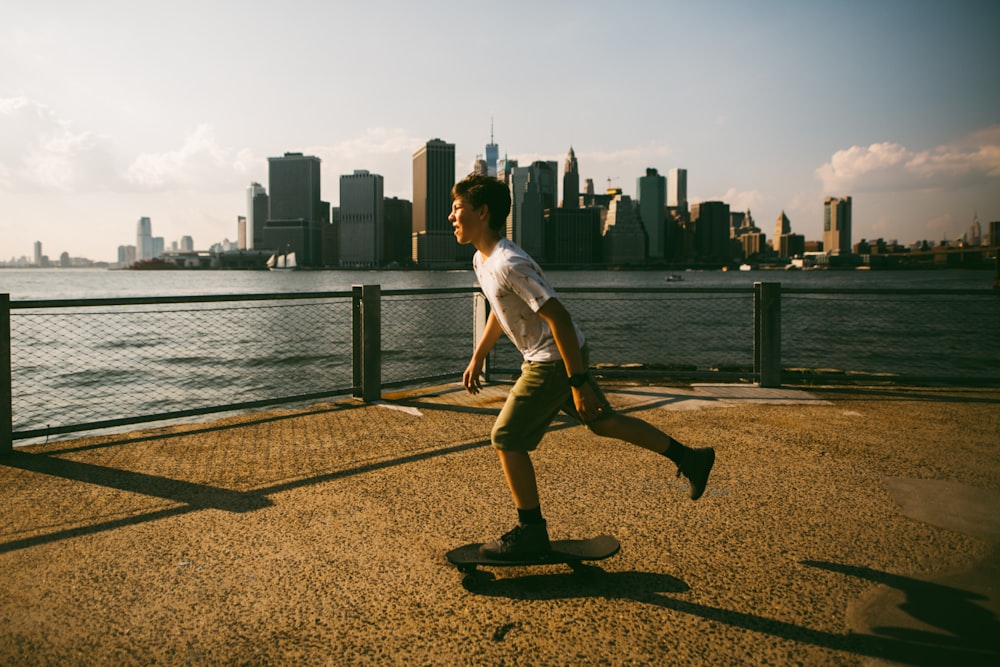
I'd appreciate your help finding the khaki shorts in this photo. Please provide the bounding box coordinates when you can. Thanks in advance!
[491,348,615,452]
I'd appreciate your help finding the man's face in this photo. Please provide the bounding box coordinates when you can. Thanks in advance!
[449,197,489,245]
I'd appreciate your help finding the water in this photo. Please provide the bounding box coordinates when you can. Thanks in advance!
[3,267,997,443]
[2,266,995,300]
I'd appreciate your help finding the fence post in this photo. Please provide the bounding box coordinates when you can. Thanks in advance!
[754,282,782,388]
[473,292,489,381]
[352,285,382,402]
[2,294,12,454]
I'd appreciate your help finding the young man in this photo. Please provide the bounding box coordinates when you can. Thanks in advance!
[450,173,715,559]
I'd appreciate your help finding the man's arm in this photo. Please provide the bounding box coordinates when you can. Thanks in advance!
[463,310,503,394]
[537,297,603,421]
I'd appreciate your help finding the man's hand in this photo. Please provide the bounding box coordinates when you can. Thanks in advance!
[572,382,605,422]
[463,356,485,394]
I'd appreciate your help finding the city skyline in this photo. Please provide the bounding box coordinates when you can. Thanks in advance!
[2,0,999,263]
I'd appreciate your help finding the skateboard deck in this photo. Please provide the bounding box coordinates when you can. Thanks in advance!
[446,534,620,573]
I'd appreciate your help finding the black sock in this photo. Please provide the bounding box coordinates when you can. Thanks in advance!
[517,506,544,524]
[662,437,688,465]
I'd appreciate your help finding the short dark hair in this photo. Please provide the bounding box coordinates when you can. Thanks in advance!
[451,173,511,231]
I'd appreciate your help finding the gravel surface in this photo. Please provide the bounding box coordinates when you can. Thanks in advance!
[2,383,998,665]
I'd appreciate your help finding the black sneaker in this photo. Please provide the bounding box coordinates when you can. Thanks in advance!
[677,447,715,500]
[479,521,551,560]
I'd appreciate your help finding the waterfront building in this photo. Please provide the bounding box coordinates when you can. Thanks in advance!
[497,156,517,185]
[180,235,194,253]
[237,216,247,250]
[246,182,268,250]
[412,138,460,267]
[509,161,557,260]
[546,207,602,265]
[690,201,731,265]
[602,195,646,265]
[779,233,806,259]
[823,196,853,255]
[33,241,42,267]
[136,217,153,262]
[637,167,666,260]
[339,170,384,268]
[383,196,413,267]
[773,210,791,251]
[667,168,688,211]
[562,147,580,209]
[152,237,164,258]
[264,153,324,266]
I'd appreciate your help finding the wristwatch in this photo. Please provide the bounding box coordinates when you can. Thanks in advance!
[568,372,590,388]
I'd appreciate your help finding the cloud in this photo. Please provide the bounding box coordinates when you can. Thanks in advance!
[815,126,1000,193]
[708,187,769,214]
[0,96,117,192]
[124,124,255,191]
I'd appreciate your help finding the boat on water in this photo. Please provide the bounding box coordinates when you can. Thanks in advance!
[267,251,297,271]
[664,274,684,282]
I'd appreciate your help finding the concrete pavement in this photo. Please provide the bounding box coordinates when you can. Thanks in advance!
[1,381,998,665]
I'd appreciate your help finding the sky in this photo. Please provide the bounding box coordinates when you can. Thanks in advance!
[1,0,998,263]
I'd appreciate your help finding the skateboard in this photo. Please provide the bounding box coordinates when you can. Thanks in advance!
[446,534,620,577]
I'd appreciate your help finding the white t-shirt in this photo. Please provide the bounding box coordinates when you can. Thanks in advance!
[473,237,585,362]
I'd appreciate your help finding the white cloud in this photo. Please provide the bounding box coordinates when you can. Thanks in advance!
[125,124,255,191]
[816,126,1000,193]
[0,96,116,192]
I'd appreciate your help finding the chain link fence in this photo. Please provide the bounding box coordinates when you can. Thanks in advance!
[782,289,1000,382]
[8,294,355,440]
[4,285,998,446]
[488,289,755,378]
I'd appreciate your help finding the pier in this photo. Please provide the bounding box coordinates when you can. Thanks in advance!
[1,381,998,664]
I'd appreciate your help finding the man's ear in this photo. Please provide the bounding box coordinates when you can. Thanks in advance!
[479,204,490,222]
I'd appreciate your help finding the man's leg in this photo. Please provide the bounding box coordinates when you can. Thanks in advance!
[497,449,540,510]
[589,412,715,501]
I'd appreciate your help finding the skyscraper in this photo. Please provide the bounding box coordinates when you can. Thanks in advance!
[246,182,268,250]
[264,153,323,266]
[602,195,646,265]
[485,119,499,178]
[823,196,852,254]
[637,168,666,260]
[690,201,731,264]
[136,217,153,261]
[509,161,557,259]
[412,138,458,266]
[773,211,791,251]
[339,170,384,268]
[562,147,579,209]
[667,168,687,210]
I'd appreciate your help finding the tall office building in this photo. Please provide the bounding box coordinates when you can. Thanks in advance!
[602,195,646,265]
[246,182,268,250]
[339,170,384,268]
[485,119,499,177]
[383,196,413,267]
[773,211,791,251]
[136,217,153,261]
[667,168,687,210]
[823,196,852,255]
[33,241,42,266]
[562,147,579,209]
[412,138,458,266]
[264,153,324,266]
[690,201,731,264]
[637,168,666,260]
[237,216,247,250]
[509,161,557,259]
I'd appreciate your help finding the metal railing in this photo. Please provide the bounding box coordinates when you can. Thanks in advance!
[3,283,998,451]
